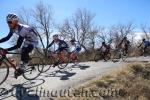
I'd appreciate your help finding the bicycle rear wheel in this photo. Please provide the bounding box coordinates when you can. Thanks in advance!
[23,57,42,80]
[0,61,9,85]
[94,53,101,62]
[38,57,53,73]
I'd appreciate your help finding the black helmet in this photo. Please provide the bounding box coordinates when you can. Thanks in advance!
[70,38,76,42]
[142,38,145,41]
[53,34,59,38]
[123,37,127,40]
[102,42,105,45]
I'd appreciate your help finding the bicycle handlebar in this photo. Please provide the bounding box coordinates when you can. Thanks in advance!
[7,52,21,55]
[0,47,21,55]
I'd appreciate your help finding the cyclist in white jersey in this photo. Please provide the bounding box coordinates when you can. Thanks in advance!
[70,39,81,61]
[0,13,38,78]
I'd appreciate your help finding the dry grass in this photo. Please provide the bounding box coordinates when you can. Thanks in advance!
[59,62,150,100]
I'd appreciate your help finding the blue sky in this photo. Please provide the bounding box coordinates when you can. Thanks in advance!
[0,0,150,47]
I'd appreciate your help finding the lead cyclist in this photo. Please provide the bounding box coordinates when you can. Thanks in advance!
[0,13,38,78]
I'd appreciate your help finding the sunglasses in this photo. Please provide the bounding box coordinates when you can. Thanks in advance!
[7,21,13,24]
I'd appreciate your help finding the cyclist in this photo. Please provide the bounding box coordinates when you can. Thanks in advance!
[0,13,38,78]
[70,39,81,62]
[138,38,150,53]
[118,37,130,54]
[99,42,110,56]
[46,34,69,64]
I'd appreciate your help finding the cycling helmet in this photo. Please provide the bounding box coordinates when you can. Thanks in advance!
[142,38,145,41]
[6,13,19,21]
[53,34,59,38]
[70,38,76,42]
[123,37,127,40]
[102,42,105,45]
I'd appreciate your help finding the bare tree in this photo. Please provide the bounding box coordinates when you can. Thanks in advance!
[18,7,31,25]
[58,9,96,51]
[141,24,150,40]
[97,26,113,43]
[87,26,99,50]
[110,22,135,46]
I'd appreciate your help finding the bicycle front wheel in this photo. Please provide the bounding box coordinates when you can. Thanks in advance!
[23,57,42,80]
[121,50,128,61]
[0,61,9,85]
[94,53,101,62]
[121,54,127,61]
[38,57,53,73]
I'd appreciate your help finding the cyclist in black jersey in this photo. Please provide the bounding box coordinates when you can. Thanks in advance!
[0,13,38,78]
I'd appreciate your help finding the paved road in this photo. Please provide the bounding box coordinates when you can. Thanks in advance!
[0,56,149,100]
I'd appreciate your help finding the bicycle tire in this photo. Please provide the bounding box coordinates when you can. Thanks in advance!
[0,61,9,85]
[94,53,100,62]
[37,57,53,73]
[121,50,128,61]
[22,57,42,80]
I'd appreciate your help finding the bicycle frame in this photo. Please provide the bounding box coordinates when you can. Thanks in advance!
[0,52,20,71]
[47,50,69,62]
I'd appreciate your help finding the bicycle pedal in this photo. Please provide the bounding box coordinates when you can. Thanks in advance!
[31,66,36,70]
[14,68,24,79]
[14,72,20,79]
[14,72,18,79]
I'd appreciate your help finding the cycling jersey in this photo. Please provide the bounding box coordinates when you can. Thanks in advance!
[0,24,38,51]
[119,39,130,49]
[47,39,69,53]
[70,42,81,53]
[143,41,150,47]
[100,45,108,52]
[14,24,38,47]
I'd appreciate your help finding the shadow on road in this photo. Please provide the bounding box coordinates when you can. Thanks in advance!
[71,64,90,70]
[40,63,90,80]
[44,69,76,80]
[0,79,45,100]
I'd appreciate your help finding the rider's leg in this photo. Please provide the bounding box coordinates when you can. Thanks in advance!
[60,50,67,63]
[125,47,128,55]
[20,44,34,70]
[70,52,77,60]
[143,46,147,56]
[73,48,81,61]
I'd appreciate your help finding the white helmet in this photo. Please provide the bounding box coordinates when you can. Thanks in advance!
[53,34,59,38]
[6,13,19,21]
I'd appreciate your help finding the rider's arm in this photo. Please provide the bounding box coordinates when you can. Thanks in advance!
[56,40,68,52]
[6,36,24,51]
[0,30,13,43]
[46,40,54,49]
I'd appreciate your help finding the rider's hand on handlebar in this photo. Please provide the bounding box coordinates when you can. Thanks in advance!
[3,49,8,54]
[0,49,8,55]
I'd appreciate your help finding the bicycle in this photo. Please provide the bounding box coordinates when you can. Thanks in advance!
[94,49,111,62]
[138,45,150,57]
[0,48,43,85]
[38,50,70,73]
[111,48,128,62]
